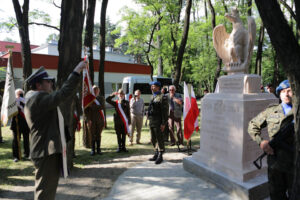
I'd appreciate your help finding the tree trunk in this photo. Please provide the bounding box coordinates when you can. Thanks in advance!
[255,23,264,75]
[157,23,163,76]
[173,0,192,88]
[58,0,84,170]
[255,1,300,199]
[207,0,222,91]
[99,0,108,97]
[12,0,32,91]
[84,0,96,84]
[99,0,108,128]
[247,0,252,16]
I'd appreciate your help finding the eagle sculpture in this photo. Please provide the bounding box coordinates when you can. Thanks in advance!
[213,8,256,74]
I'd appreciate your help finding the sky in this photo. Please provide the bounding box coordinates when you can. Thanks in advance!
[0,0,138,45]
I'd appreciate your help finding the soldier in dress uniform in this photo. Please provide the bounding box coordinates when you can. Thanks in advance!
[106,89,131,153]
[24,61,87,200]
[148,81,169,164]
[84,85,105,155]
[10,88,30,162]
[248,80,294,200]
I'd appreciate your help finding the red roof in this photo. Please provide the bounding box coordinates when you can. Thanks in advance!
[1,52,151,74]
[0,41,39,53]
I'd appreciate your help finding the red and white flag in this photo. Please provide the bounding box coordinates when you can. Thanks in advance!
[82,62,96,109]
[183,82,199,140]
[1,51,18,126]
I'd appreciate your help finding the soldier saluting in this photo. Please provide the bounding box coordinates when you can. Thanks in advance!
[248,80,294,200]
[148,81,168,164]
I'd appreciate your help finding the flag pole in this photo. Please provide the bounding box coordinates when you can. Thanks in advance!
[0,120,3,143]
[9,50,21,159]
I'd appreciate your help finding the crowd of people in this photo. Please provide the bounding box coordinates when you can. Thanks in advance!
[1,58,294,200]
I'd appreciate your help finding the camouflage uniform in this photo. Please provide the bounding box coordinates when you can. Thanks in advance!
[248,103,294,200]
[148,93,169,152]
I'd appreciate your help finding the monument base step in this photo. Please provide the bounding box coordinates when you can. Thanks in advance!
[183,156,269,200]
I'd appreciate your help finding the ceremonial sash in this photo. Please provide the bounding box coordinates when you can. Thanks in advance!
[95,99,105,124]
[116,100,130,135]
[57,107,68,178]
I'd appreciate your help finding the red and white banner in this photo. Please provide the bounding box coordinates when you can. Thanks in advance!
[95,99,105,124]
[183,82,199,140]
[116,100,130,135]
[73,111,81,132]
[82,64,96,109]
[1,52,18,126]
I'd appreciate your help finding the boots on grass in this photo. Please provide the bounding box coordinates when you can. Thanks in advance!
[149,150,159,161]
[155,152,163,164]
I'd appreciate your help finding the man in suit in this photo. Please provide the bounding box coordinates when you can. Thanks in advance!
[106,89,131,153]
[24,61,87,200]
[10,88,30,162]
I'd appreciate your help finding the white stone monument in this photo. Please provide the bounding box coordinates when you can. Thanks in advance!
[183,8,277,200]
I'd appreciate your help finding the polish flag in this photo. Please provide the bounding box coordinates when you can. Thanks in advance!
[183,82,200,140]
[82,56,96,109]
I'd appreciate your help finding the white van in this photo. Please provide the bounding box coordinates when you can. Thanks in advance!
[122,75,179,106]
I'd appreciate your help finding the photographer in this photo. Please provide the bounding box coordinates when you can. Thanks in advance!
[129,90,144,145]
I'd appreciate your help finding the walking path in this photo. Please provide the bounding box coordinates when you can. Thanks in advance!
[101,154,237,200]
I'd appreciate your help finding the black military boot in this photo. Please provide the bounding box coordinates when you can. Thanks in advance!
[96,140,102,155]
[155,152,163,164]
[149,150,159,161]
[90,140,95,156]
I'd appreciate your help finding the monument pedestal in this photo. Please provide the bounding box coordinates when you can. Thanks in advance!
[183,74,278,200]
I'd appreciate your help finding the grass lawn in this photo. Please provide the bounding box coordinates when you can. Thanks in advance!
[0,114,200,190]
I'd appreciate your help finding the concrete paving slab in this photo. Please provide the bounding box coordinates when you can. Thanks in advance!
[101,160,242,200]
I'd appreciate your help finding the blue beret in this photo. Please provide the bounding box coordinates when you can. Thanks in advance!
[276,80,290,95]
[149,81,161,87]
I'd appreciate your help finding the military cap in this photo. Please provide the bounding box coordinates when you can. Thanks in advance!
[149,81,161,87]
[25,66,54,86]
[276,80,290,95]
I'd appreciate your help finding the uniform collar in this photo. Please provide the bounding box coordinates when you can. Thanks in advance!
[153,91,161,97]
[281,102,292,115]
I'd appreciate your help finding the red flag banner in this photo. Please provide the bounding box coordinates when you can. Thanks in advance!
[82,65,96,109]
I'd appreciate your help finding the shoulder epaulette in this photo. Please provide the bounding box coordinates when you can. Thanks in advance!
[267,103,279,108]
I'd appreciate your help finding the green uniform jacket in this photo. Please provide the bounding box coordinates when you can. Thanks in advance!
[248,103,294,171]
[149,93,169,127]
[24,72,80,159]
[84,96,105,125]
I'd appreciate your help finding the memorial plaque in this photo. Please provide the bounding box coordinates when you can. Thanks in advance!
[184,75,278,200]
